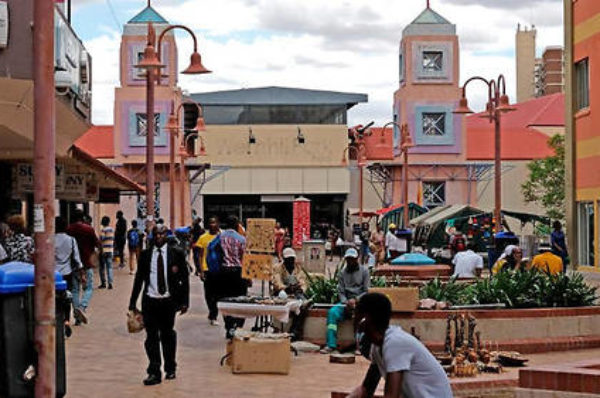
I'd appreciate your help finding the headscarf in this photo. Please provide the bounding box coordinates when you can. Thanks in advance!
[497,245,518,262]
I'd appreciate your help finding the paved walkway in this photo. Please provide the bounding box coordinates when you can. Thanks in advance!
[65,265,600,398]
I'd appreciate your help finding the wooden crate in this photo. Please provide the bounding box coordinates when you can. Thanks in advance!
[368,287,419,312]
[231,334,291,375]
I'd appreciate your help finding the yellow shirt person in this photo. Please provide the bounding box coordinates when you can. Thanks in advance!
[530,248,563,275]
[194,231,219,272]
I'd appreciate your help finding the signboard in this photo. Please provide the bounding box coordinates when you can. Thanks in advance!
[246,218,276,253]
[60,173,87,201]
[292,197,311,249]
[16,163,65,193]
[241,253,273,281]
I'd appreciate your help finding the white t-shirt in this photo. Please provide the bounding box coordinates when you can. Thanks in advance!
[370,326,453,398]
[385,231,406,252]
[452,250,484,278]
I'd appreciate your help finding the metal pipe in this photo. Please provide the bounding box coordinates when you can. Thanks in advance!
[179,158,186,227]
[169,126,176,230]
[494,110,502,232]
[145,24,156,224]
[33,0,56,396]
[403,145,409,229]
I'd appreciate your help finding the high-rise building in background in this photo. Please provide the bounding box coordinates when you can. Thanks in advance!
[535,46,565,97]
[516,24,537,102]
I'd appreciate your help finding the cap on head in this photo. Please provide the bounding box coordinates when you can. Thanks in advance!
[282,248,296,259]
[389,223,396,229]
[344,248,359,259]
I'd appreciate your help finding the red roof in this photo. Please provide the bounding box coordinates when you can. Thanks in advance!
[75,125,114,159]
[363,127,393,160]
[466,93,564,161]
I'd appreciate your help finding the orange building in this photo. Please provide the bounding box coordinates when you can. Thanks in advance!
[567,0,600,269]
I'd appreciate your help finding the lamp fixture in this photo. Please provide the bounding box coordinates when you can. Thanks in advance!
[248,127,256,144]
[297,127,305,144]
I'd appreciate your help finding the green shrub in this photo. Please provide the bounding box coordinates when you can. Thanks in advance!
[304,266,340,304]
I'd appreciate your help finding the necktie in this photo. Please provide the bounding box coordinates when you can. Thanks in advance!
[157,249,166,295]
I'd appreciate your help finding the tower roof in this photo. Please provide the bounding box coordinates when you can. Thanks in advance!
[128,5,168,24]
[410,7,452,25]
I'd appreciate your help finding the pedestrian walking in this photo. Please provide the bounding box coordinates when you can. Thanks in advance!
[127,220,144,275]
[128,224,190,386]
[99,216,115,289]
[370,224,385,265]
[551,221,569,272]
[67,210,101,325]
[219,215,248,339]
[4,215,34,263]
[115,211,127,268]
[194,216,220,326]
[54,216,84,338]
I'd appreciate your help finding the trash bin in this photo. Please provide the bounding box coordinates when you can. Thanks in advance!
[0,262,67,398]
[488,232,520,268]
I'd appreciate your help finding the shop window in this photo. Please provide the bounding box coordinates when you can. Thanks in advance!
[578,202,595,266]
[423,181,445,209]
[422,113,446,136]
[576,58,589,110]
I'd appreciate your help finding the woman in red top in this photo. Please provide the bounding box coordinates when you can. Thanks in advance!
[274,222,286,261]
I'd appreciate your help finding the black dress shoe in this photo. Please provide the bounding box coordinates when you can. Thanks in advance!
[143,374,161,386]
[165,372,176,380]
[98,284,106,289]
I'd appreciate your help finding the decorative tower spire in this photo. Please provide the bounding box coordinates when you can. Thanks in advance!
[147,0,151,7]
[426,0,430,8]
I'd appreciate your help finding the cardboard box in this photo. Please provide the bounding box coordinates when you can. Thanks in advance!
[368,287,419,312]
[231,333,291,375]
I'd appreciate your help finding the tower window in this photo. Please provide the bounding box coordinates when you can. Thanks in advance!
[423,181,446,209]
[135,113,161,137]
[422,113,446,136]
[422,51,443,72]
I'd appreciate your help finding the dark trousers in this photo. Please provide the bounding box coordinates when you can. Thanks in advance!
[204,272,219,321]
[219,267,248,332]
[142,296,178,376]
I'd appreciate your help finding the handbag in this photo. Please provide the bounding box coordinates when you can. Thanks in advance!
[127,309,144,333]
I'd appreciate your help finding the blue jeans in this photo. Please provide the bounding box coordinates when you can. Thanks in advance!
[72,268,94,309]
[99,253,114,285]
[326,303,349,349]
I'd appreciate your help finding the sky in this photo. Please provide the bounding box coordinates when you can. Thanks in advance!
[70,0,564,126]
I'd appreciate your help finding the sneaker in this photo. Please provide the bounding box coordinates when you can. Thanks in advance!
[319,346,336,355]
[98,284,106,289]
[108,284,113,290]
[73,307,88,325]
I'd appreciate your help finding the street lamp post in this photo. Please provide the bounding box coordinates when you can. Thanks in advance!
[341,144,367,223]
[165,101,206,228]
[136,22,210,228]
[380,122,414,229]
[454,74,515,232]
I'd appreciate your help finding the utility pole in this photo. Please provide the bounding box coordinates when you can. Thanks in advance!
[33,0,56,396]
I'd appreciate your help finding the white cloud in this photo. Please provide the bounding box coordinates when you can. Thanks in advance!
[79,0,564,126]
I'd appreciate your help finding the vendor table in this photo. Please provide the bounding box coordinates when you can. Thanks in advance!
[217,300,303,325]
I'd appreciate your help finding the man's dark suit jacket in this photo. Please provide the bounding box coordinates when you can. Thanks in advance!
[129,245,190,311]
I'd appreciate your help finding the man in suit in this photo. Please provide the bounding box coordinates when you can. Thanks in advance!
[129,224,190,386]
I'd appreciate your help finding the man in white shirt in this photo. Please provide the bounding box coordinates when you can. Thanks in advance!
[452,243,483,278]
[129,225,190,386]
[385,224,405,261]
[348,293,453,398]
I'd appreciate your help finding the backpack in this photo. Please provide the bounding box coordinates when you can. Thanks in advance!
[127,229,140,248]
[206,235,224,273]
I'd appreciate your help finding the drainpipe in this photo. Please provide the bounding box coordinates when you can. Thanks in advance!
[33,0,57,396]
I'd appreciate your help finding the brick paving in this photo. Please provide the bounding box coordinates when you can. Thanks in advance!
[64,265,600,398]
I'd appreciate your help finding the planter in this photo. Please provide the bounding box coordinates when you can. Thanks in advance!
[368,287,419,312]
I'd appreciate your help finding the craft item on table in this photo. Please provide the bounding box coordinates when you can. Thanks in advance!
[444,315,453,354]
[467,315,476,349]
[246,218,276,253]
[475,331,482,354]
[242,253,273,280]
[458,314,466,350]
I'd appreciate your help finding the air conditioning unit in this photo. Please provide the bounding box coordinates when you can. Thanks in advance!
[0,1,8,49]
[55,70,73,89]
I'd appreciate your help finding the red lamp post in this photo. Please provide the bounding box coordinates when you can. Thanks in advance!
[379,122,414,229]
[454,75,515,232]
[135,22,210,227]
[165,101,206,229]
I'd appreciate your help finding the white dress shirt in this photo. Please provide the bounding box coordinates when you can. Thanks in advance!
[147,245,170,298]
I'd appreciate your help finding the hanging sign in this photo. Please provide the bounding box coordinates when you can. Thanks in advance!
[15,163,65,193]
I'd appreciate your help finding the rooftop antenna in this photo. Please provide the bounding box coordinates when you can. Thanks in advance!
[147,0,151,7]
[426,0,430,8]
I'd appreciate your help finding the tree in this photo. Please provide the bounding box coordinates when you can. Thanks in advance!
[521,134,565,221]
